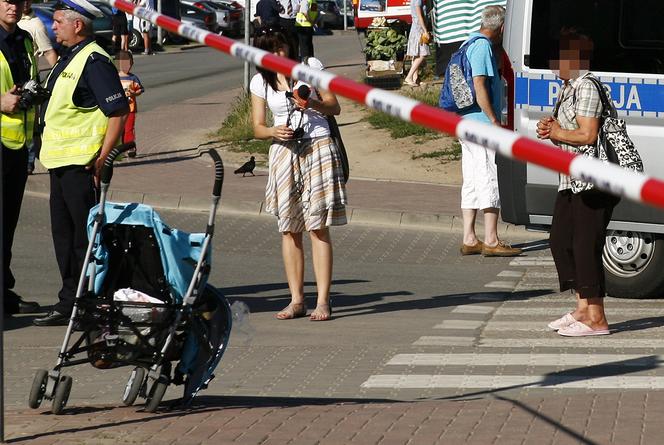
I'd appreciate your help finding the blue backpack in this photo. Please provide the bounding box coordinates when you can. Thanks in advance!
[439,36,490,113]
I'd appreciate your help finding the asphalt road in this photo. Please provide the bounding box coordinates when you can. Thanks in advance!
[135,32,367,111]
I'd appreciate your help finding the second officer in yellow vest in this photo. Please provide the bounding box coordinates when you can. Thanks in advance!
[33,0,129,326]
[1,0,42,316]
[294,0,317,61]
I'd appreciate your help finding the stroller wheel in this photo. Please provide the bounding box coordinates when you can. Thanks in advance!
[51,375,72,415]
[145,379,168,413]
[122,367,146,406]
[28,369,49,409]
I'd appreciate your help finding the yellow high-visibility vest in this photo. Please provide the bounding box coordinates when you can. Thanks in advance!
[40,41,112,169]
[295,0,318,27]
[0,36,37,150]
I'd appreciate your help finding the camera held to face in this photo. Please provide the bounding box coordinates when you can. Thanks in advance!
[17,80,51,110]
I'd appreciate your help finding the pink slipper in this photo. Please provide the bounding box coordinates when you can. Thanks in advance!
[547,313,576,331]
[558,321,610,337]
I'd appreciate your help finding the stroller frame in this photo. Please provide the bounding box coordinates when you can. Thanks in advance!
[28,143,228,414]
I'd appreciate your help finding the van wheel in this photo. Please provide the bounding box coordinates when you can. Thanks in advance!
[603,231,664,298]
[129,30,143,50]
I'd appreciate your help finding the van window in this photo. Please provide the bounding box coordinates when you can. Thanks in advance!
[528,0,664,75]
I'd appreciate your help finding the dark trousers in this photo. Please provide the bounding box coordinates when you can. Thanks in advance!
[49,166,98,314]
[2,145,28,307]
[278,17,299,61]
[435,41,462,77]
[550,189,619,299]
[296,26,314,61]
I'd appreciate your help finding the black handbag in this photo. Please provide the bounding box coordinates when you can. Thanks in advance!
[326,115,349,183]
[587,76,644,173]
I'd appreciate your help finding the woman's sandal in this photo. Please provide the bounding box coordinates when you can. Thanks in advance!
[310,304,332,321]
[276,303,307,320]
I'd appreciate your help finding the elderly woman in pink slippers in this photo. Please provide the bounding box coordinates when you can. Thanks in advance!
[536,28,620,338]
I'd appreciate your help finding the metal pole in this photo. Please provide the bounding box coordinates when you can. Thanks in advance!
[157,0,163,47]
[343,0,347,31]
[1,137,5,444]
[243,0,251,90]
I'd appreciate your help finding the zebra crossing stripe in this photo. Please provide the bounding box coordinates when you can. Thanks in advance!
[479,338,664,348]
[414,336,475,346]
[386,353,662,367]
[361,374,664,389]
[452,306,495,314]
[509,258,555,266]
[415,336,664,348]
[484,281,517,289]
[495,307,664,316]
[434,320,484,329]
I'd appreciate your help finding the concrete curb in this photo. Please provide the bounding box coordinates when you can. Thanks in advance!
[24,184,538,237]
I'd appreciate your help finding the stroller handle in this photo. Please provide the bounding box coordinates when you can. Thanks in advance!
[100,142,136,185]
[208,149,224,198]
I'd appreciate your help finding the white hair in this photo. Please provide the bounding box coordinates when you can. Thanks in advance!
[61,9,93,34]
[480,5,505,31]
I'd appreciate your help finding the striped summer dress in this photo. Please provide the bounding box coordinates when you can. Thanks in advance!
[432,0,506,45]
[265,137,348,233]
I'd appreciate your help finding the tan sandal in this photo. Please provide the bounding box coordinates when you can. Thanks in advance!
[310,304,332,321]
[276,303,307,320]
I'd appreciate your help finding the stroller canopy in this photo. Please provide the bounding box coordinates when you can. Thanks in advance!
[88,202,210,303]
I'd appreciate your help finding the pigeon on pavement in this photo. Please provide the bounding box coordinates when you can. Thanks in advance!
[234,156,256,177]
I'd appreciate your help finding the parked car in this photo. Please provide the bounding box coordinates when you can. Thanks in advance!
[129,1,215,50]
[207,0,243,36]
[178,1,222,33]
[31,1,114,51]
[317,0,345,30]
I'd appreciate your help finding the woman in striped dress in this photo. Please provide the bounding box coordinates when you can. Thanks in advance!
[250,26,347,321]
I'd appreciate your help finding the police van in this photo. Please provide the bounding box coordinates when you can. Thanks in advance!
[498,0,664,298]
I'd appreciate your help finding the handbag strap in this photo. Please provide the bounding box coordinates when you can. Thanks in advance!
[585,75,617,119]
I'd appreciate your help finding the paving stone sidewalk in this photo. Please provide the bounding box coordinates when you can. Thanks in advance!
[7,392,664,444]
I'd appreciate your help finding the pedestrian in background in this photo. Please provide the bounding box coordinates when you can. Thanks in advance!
[116,49,143,158]
[255,0,283,27]
[111,5,129,52]
[1,0,41,317]
[295,0,317,61]
[277,0,299,60]
[250,27,347,321]
[18,0,58,175]
[33,0,129,326]
[138,0,153,55]
[456,5,521,257]
[431,0,506,79]
[537,28,618,337]
[403,0,430,87]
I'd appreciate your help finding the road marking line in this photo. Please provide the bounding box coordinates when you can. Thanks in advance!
[509,257,555,266]
[480,338,664,348]
[361,374,664,389]
[385,353,661,367]
[434,320,484,330]
[452,306,495,314]
[414,336,475,346]
[497,270,525,278]
[495,307,664,316]
[469,294,505,301]
[485,281,517,289]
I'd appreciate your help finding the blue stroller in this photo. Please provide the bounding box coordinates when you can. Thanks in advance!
[28,144,232,414]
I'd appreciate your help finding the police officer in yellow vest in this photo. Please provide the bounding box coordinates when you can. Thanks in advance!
[33,0,129,326]
[1,0,41,317]
[294,0,317,61]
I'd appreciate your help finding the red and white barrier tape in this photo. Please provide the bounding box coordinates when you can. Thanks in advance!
[104,0,664,210]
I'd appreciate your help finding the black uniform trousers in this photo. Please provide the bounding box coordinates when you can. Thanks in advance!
[296,26,314,61]
[2,144,28,309]
[49,165,98,315]
[550,189,619,299]
[278,17,299,62]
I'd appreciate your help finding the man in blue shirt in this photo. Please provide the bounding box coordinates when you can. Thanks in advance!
[458,5,521,257]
